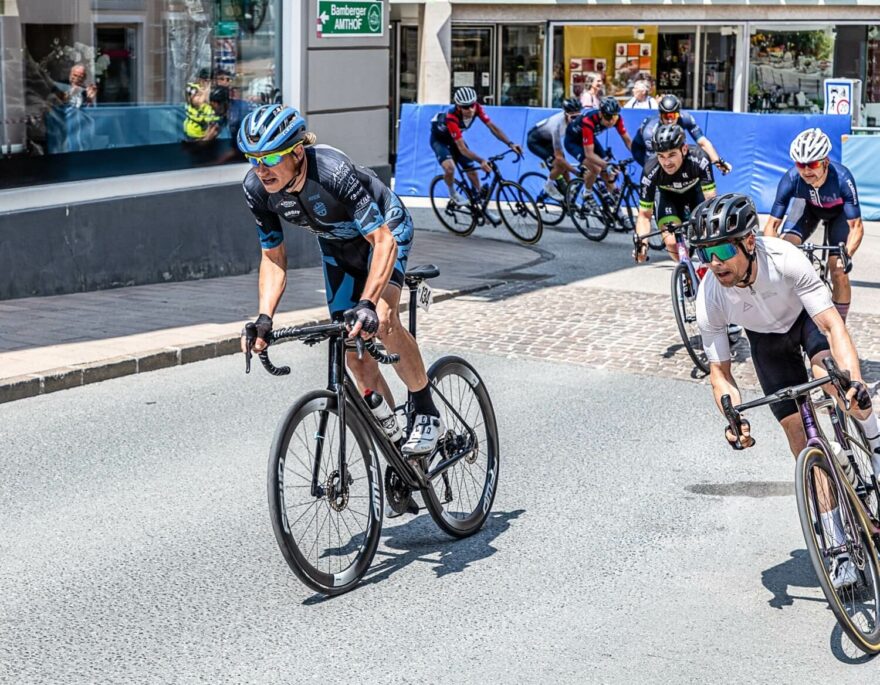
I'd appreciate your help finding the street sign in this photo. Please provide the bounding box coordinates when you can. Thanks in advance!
[316,0,384,38]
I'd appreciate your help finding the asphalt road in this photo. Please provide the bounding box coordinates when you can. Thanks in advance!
[2,340,878,683]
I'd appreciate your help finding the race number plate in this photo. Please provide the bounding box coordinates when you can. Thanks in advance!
[416,281,433,312]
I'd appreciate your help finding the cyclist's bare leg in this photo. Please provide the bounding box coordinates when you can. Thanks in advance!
[466,169,482,196]
[346,350,394,406]
[347,282,429,407]
[781,410,838,513]
[441,159,457,195]
[827,255,851,319]
[659,220,679,262]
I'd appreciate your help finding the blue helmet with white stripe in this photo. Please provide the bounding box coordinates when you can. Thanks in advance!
[237,104,306,154]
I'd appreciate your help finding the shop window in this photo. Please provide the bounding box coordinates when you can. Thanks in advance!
[868,26,880,126]
[451,26,495,104]
[656,32,695,108]
[748,25,835,112]
[0,0,281,189]
[500,25,544,107]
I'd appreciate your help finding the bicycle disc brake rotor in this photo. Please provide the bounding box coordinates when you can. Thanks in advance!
[326,470,350,512]
[384,465,412,515]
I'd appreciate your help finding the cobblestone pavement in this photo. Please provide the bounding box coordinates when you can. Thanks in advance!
[417,278,880,395]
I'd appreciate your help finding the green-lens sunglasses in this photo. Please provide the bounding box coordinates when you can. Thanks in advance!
[245,143,299,168]
[696,241,739,264]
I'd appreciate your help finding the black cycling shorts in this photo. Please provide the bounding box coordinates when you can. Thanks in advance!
[781,200,850,246]
[527,129,555,167]
[656,186,704,228]
[745,309,831,422]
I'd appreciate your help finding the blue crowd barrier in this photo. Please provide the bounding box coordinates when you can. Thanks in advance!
[842,135,880,221]
[395,103,852,214]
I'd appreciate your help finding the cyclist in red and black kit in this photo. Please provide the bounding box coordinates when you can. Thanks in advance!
[429,87,522,205]
[563,96,632,196]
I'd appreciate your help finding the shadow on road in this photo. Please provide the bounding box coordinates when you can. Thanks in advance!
[830,622,878,664]
[761,549,824,610]
[302,508,525,604]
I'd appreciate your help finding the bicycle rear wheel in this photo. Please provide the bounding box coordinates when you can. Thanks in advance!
[565,178,609,241]
[796,446,880,653]
[671,262,709,374]
[496,181,543,244]
[420,356,500,538]
[267,390,382,596]
[517,172,566,226]
[429,175,477,237]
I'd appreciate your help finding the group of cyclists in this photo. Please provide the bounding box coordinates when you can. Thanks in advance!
[232,85,877,582]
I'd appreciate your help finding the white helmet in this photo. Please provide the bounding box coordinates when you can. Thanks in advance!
[454,87,478,107]
[790,128,831,164]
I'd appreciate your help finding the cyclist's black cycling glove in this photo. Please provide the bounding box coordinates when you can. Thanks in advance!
[344,300,379,335]
[851,380,873,411]
[244,313,273,347]
[725,418,752,450]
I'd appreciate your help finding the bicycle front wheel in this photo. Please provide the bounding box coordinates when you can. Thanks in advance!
[496,181,543,244]
[429,175,477,237]
[518,172,566,226]
[796,446,880,653]
[267,390,382,596]
[421,356,500,538]
[565,178,609,241]
[671,262,709,374]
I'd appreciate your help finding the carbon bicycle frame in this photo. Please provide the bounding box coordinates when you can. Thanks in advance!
[309,282,480,498]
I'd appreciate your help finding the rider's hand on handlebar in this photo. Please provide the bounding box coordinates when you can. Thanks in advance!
[343,300,379,340]
[241,313,273,354]
[845,380,873,417]
[632,239,649,263]
[714,159,732,175]
[479,159,492,174]
[508,143,523,157]
[725,418,755,450]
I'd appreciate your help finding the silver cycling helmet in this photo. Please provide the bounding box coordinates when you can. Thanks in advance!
[453,87,478,107]
[789,127,831,164]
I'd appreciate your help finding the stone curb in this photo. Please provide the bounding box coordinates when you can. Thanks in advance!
[0,282,503,406]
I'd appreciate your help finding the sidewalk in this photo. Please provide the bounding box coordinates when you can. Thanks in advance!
[0,229,548,403]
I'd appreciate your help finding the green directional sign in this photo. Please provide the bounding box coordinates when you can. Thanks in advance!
[317,0,384,38]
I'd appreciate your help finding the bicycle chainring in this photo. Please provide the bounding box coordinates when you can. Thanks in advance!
[384,465,412,515]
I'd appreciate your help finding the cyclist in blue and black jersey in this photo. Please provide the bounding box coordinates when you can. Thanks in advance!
[631,94,731,175]
[763,127,864,322]
[238,104,444,458]
[525,96,581,201]
[429,87,522,205]
[563,96,632,194]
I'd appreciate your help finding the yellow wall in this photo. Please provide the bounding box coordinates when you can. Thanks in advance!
[563,25,658,98]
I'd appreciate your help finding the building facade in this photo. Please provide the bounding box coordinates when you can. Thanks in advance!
[0,0,391,299]
[390,1,880,124]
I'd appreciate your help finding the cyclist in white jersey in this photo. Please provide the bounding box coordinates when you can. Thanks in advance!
[692,193,880,587]
[525,97,581,201]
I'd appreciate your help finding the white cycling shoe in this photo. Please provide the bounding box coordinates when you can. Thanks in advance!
[450,190,469,205]
[402,414,446,456]
[543,179,564,202]
[831,555,858,589]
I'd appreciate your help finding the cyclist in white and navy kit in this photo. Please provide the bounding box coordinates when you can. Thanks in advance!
[692,193,880,588]
[763,128,864,322]
[525,97,581,201]
[238,104,444,457]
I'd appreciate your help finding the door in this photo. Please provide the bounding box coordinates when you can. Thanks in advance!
[95,25,138,103]
[390,22,419,160]
[700,26,737,110]
[451,25,496,104]
[657,29,697,108]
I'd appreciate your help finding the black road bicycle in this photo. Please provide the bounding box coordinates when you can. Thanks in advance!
[248,266,500,595]
[429,150,543,244]
[723,357,880,653]
[564,157,664,249]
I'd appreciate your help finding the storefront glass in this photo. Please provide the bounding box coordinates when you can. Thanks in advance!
[700,27,737,110]
[0,0,281,189]
[748,25,834,112]
[656,30,696,108]
[500,25,544,106]
[451,26,495,103]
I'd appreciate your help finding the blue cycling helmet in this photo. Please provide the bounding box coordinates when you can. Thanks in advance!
[237,104,306,154]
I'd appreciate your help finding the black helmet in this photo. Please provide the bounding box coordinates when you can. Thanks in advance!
[653,124,685,152]
[688,193,759,247]
[658,94,681,115]
[209,85,229,104]
[599,96,620,116]
[562,97,581,114]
